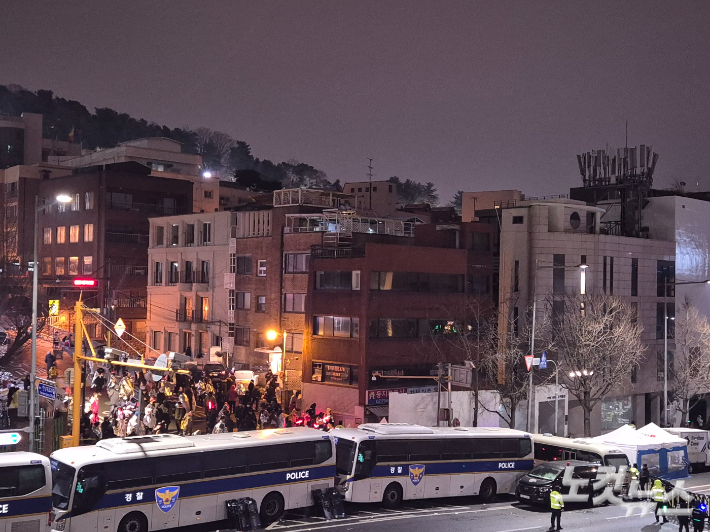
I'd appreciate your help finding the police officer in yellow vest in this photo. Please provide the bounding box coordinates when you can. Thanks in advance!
[549,484,564,531]
[652,479,668,524]
[628,463,639,497]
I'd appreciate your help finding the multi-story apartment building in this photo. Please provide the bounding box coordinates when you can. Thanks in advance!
[147,210,235,359]
[37,161,193,340]
[301,221,494,425]
[342,180,397,216]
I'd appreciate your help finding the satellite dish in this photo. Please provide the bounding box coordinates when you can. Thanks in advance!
[153,354,167,381]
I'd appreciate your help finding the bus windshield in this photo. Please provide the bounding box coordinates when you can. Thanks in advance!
[335,439,357,476]
[605,454,630,471]
[51,459,75,510]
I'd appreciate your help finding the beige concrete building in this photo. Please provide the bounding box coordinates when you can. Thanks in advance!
[342,180,397,217]
[147,210,235,358]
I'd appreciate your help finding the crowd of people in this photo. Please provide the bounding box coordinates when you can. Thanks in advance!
[78,365,343,443]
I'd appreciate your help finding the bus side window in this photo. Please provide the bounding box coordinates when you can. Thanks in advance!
[72,466,106,515]
[519,438,532,458]
[354,441,376,480]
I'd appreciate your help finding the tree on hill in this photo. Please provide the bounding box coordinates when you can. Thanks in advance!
[449,190,464,214]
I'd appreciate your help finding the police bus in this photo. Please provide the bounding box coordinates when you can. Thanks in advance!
[0,451,53,532]
[332,424,534,507]
[49,429,335,532]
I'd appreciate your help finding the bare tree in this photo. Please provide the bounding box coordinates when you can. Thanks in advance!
[209,131,234,168]
[193,127,212,155]
[670,297,710,426]
[549,295,644,437]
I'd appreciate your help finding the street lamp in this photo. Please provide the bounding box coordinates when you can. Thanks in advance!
[527,260,588,432]
[29,193,72,452]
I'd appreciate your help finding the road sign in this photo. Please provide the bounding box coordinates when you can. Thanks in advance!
[114,318,126,338]
[539,351,548,370]
[49,299,59,316]
[524,354,534,372]
[0,432,21,445]
[533,357,540,366]
[37,382,56,401]
[450,365,472,388]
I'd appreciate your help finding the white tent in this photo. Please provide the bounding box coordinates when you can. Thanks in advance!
[589,423,689,479]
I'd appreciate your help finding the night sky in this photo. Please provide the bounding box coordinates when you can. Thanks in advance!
[2,2,709,202]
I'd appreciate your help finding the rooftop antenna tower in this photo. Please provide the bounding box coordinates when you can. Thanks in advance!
[367,158,374,210]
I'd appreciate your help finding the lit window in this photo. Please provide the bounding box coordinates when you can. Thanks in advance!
[56,227,66,244]
[83,256,93,275]
[71,193,80,211]
[43,227,52,245]
[69,225,80,243]
[84,224,94,242]
[55,257,65,275]
[42,257,51,275]
[68,257,79,275]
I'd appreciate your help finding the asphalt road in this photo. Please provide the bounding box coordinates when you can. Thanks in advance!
[258,471,710,532]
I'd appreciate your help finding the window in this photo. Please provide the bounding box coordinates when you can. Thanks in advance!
[201,297,209,322]
[284,293,306,313]
[42,257,51,275]
[358,188,362,192]
[200,260,210,283]
[153,262,163,285]
[171,225,179,246]
[512,216,524,224]
[256,296,266,313]
[169,261,179,284]
[55,257,65,275]
[57,201,67,213]
[153,331,163,350]
[56,226,66,244]
[373,186,378,192]
[237,256,252,274]
[229,253,236,273]
[553,254,565,294]
[71,193,80,211]
[155,225,164,246]
[85,192,94,210]
[313,316,359,338]
[658,350,674,382]
[228,290,236,311]
[514,260,520,293]
[631,258,638,297]
[0,465,46,497]
[285,333,304,353]
[69,225,80,243]
[369,318,418,338]
[656,302,675,339]
[609,256,614,295]
[315,271,361,290]
[68,257,79,275]
[83,256,92,275]
[369,272,464,293]
[202,222,212,244]
[284,253,310,273]
[43,227,52,244]
[471,232,490,251]
[185,224,195,246]
[513,306,519,337]
[257,260,267,276]
[204,190,213,199]
[235,326,250,346]
[350,188,355,193]
[657,260,675,297]
[84,224,94,242]
[235,292,251,310]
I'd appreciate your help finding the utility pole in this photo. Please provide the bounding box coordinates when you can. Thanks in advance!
[367,158,373,211]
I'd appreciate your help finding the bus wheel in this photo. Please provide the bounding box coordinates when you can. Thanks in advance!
[118,512,148,532]
[382,482,403,508]
[688,463,695,474]
[479,478,497,503]
[260,492,285,523]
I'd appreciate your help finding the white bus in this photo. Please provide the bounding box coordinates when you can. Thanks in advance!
[332,424,534,507]
[0,451,53,532]
[532,434,630,471]
[49,429,335,532]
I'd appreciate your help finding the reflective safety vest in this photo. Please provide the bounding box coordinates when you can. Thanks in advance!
[550,491,564,510]
[629,467,639,481]
[652,487,665,503]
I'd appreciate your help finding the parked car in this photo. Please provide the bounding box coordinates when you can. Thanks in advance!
[515,460,604,506]
[203,362,227,383]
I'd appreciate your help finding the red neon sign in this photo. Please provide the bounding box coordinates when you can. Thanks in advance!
[73,278,97,287]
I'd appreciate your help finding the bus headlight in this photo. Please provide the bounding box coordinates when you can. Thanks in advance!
[53,520,66,531]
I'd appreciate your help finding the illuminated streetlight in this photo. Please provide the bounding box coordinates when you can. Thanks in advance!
[30,193,72,452]
[265,329,279,342]
[202,171,212,179]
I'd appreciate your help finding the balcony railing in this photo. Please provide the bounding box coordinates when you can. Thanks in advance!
[176,309,192,322]
[109,264,148,276]
[175,309,209,322]
[311,245,366,259]
[106,232,150,244]
[180,271,209,285]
